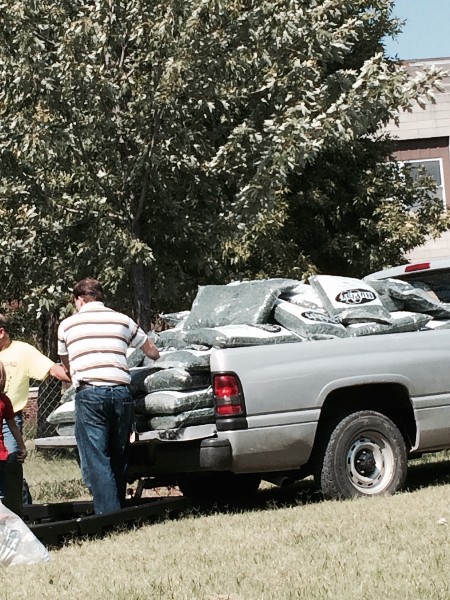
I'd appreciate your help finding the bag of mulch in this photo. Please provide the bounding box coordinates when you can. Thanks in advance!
[159,311,190,328]
[279,282,324,310]
[0,501,50,566]
[377,293,404,313]
[144,368,211,393]
[149,407,215,431]
[346,311,432,337]
[135,388,214,416]
[127,333,159,367]
[366,278,450,318]
[183,324,303,349]
[60,385,76,404]
[156,328,189,350]
[425,319,450,330]
[56,423,75,437]
[130,365,160,395]
[183,279,300,330]
[154,349,211,372]
[309,275,392,324]
[273,299,348,338]
[47,399,75,425]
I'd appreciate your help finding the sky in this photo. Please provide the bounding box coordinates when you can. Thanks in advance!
[384,0,450,60]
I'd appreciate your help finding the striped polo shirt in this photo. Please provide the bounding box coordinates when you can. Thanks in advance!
[57,301,147,389]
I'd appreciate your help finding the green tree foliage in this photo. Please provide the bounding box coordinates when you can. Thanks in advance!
[0,0,447,352]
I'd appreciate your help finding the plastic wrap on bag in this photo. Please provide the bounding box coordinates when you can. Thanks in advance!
[149,407,215,430]
[126,347,146,368]
[309,275,392,324]
[378,293,404,313]
[126,333,159,367]
[130,365,159,395]
[279,283,323,310]
[367,278,450,318]
[183,324,303,348]
[159,311,190,327]
[56,423,75,436]
[425,319,450,329]
[157,328,189,350]
[273,299,348,338]
[346,311,432,337]
[135,388,214,416]
[154,349,211,372]
[0,501,50,566]
[60,385,76,404]
[144,368,211,393]
[47,399,75,424]
[183,279,299,330]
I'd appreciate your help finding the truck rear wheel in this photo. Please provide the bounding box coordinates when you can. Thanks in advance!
[317,410,407,499]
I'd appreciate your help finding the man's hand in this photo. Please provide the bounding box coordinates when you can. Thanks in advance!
[49,362,71,382]
[141,338,160,360]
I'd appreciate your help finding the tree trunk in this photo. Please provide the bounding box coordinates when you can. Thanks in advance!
[129,263,153,330]
[37,310,60,361]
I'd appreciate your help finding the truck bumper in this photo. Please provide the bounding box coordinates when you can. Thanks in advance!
[127,435,233,478]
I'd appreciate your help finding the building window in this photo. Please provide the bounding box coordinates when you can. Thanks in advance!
[405,158,446,208]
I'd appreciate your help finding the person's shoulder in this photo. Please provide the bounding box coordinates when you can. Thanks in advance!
[13,340,46,357]
[11,340,34,351]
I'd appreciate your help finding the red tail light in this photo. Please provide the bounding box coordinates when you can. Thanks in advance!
[405,262,430,272]
[213,374,245,417]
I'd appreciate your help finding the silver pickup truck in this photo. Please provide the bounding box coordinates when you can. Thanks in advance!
[37,258,450,501]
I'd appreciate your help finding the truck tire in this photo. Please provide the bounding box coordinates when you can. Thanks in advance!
[317,410,407,499]
[177,473,261,503]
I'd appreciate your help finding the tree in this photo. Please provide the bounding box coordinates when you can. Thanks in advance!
[0,0,446,354]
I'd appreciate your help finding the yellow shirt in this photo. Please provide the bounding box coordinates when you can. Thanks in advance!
[0,340,55,412]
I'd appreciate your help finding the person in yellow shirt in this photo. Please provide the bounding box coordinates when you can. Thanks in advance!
[0,314,70,506]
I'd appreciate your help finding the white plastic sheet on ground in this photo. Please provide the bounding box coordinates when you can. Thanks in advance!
[0,501,50,566]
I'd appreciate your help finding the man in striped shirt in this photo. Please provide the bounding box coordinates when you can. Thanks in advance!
[58,277,160,515]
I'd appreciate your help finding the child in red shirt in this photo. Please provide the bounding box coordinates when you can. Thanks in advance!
[0,361,27,508]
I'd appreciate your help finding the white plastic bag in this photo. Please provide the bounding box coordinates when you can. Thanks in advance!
[0,501,50,566]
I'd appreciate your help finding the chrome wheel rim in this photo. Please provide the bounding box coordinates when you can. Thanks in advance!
[346,431,395,494]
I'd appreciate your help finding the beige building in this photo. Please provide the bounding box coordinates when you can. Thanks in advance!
[384,57,450,261]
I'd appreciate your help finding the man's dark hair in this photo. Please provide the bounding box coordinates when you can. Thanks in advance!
[73,278,105,302]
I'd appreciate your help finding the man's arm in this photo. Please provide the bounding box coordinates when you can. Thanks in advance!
[140,338,160,360]
[50,361,71,383]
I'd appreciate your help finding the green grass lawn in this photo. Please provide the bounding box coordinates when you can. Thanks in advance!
[3,451,450,599]
[23,448,89,503]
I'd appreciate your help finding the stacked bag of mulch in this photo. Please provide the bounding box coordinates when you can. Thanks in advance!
[133,278,301,432]
[47,274,450,435]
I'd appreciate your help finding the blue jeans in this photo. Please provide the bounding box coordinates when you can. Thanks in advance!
[75,385,132,515]
[2,413,32,505]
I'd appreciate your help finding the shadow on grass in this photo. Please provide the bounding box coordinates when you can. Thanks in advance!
[185,479,323,518]
[404,457,450,492]
[186,455,450,517]
[39,457,450,547]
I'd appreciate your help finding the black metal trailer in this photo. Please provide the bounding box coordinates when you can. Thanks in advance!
[22,496,190,547]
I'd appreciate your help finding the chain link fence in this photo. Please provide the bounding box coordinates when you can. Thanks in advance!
[22,380,87,504]
[23,377,63,440]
